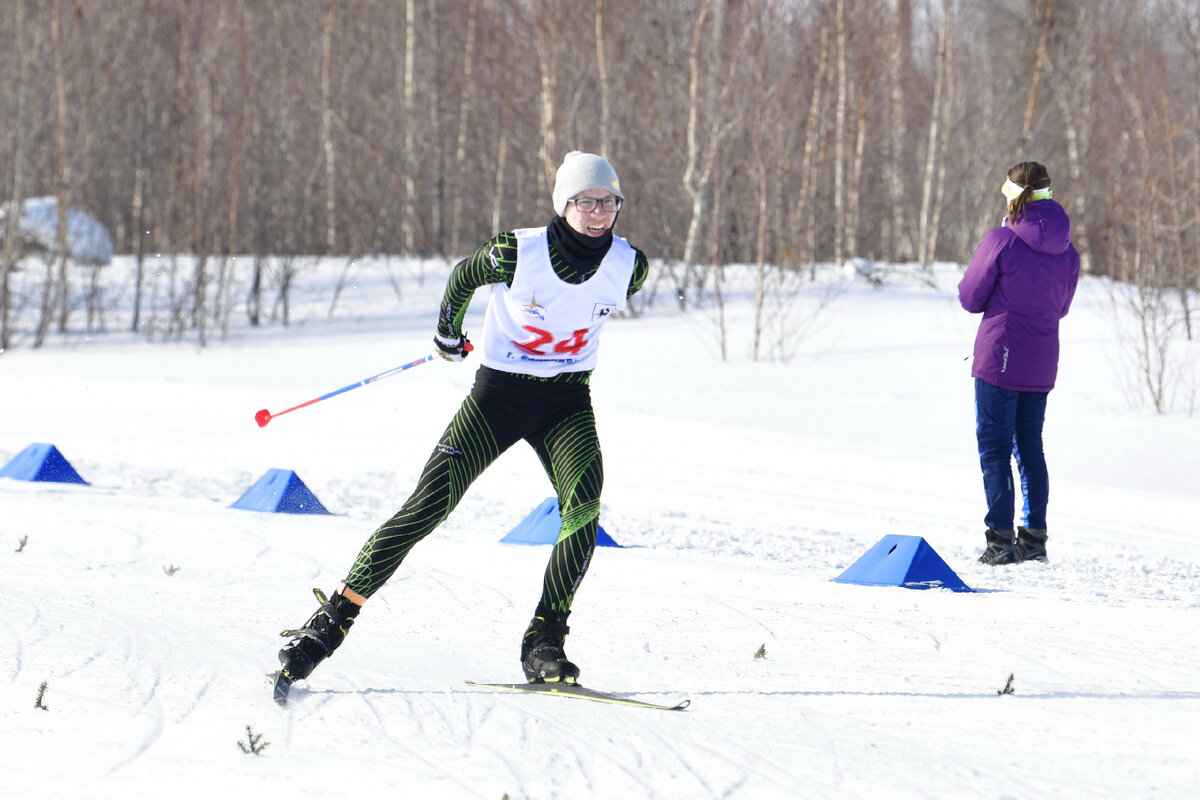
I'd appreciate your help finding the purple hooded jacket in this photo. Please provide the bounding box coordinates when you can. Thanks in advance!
[958,199,1080,392]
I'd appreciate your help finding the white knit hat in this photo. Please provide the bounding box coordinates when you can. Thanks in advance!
[552,151,623,216]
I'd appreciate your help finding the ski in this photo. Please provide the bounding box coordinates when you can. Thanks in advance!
[269,671,294,706]
[464,680,690,711]
[270,673,689,711]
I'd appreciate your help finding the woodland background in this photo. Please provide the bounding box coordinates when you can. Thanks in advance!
[1,0,1198,358]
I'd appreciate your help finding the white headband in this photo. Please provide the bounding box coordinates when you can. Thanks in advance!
[1002,178,1052,203]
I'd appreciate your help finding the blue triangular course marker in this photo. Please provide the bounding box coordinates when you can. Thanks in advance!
[230,468,331,515]
[0,443,89,485]
[500,497,620,547]
[833,534,972,592]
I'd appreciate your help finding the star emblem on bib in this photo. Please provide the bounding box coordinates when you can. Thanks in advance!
[521,294,547,322]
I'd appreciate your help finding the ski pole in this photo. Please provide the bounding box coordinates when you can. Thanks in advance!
[255,352,438,427]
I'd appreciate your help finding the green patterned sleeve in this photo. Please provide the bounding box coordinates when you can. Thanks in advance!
[628,249,650,299]
[437,232,519,339]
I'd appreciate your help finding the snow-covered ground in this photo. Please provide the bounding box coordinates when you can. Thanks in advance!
[2,255,1198,799]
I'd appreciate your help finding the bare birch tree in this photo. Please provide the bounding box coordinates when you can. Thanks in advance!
[680,0,736,310]
[750,47,775,362]
[886,0,913,261]
[129,0,159,333]
[917,0,951,268]
[595,0,611,157]
[219,1,248,341]
[1,0,30,351]
[925,1,954,269]
[534,13,560,198]
[832,0,848,266]
[796,22,830,276]
[1016,0,1056,158]
[450,0,479,256]
[50,0,73,339]
[402,0,416,254]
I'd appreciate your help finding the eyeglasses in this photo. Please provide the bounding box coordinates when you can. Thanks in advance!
[567,196,622,213]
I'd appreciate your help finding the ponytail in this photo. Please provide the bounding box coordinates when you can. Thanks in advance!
[1004,162,1052,222]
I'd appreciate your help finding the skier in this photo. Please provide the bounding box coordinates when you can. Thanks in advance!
[275,151,648,693]
[958,161,1080,565]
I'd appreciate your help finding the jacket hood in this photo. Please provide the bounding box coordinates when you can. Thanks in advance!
[1005,199,1073,255]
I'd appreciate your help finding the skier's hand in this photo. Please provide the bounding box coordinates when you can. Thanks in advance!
[434,332,473,362]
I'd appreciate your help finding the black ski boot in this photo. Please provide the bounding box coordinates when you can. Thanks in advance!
[978,529,1018,565]
[521,604,580,684]
[1016,527,1049,563]
[278,587,359,682]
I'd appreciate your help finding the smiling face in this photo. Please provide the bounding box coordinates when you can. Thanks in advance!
[563,187,619,237]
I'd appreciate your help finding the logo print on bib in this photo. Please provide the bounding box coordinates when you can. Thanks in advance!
[522,294,547,322]
[592,303,617,321]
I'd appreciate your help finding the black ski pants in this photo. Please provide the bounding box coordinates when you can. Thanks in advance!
[343,366,603,614]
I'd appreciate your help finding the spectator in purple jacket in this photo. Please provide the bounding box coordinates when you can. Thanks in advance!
[958,161,1080,565]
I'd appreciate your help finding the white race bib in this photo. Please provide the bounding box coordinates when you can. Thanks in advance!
[481,227,635,377]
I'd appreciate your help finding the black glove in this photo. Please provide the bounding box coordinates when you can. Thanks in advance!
[434,332,473,362]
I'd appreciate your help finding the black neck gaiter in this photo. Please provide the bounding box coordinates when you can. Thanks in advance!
[546,215,614,281]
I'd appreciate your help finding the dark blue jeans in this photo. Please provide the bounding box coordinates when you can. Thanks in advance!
[975,379,1049,531]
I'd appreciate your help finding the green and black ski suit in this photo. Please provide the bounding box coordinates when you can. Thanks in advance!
[343,216,648,614]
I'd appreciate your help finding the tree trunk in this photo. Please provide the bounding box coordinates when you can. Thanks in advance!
[247,255,263,327]
[1017,0,1056,157]
[52,0,73,336]
[680,0,714,310]
[320,0,337,254]
[492,108,509,234]
[752,90,769,362]
[1055,90,1093,275]
[130,0,155,333]
[1158,98,1192,341]
[710,148,727,361]
[428,1,444,253]
[926,2,954,267]
[220,1,248,342]
[917,0,950,268]
[403,0,416,253]
[1,0,29,350]
[450,0,478,256]
[886,0,913,261]
[534,15,559,194]
[595,0,610,156]
[187,6,214,348]
[797,23,829,277]
[847,70,866,261]
[833,0,847,266]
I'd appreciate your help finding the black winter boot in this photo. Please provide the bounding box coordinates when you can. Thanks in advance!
[521,604,580,684]
[1016,527,1049,563]
[278,587,359,682]
[978,529,1018,565]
